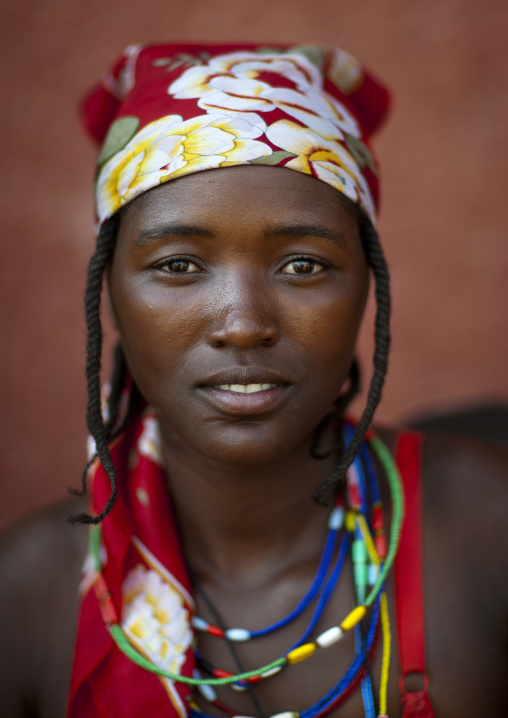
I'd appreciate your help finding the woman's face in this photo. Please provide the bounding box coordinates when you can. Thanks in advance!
[109,165,369,466]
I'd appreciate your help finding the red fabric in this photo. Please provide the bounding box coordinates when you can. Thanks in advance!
[394,431,436,717]
[400,689,436,718]
[67,411,196,718]
[80,42,391,226]
[82,43,390,146]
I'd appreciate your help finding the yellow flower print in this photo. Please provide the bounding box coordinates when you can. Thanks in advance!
[262,87,361,139]
[97,115,189,221]
[168,50,323,103]
[122,563,192,674]
[168,50,360,140]
[160,112,272,179]
[96,113,272,222]
[266,120,375,223]
[200,112,272,164]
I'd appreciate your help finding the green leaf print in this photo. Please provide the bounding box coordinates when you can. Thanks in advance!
[250,151,298,165]
[344,133,378,176]
[97,116,140,167]
[289,46,325,73]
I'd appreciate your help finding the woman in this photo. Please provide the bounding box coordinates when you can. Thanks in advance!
[1,42,507,718]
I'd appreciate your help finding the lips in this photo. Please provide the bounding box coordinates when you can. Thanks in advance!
[198,367,290,388]
[196,367,292,415]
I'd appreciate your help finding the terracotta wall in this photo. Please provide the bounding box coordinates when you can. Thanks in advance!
[1,0,508,528]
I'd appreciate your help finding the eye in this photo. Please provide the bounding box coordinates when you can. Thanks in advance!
[155,257,201,273]
[281,257,326,275]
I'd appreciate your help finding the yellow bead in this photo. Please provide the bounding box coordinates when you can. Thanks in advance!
[340,605,367,631]
[286,643,317,664]
[345,510,356,533]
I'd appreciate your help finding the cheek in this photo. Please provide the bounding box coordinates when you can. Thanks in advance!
[108,270,201,399]
[282,272,369,371]
[119,303,200,378]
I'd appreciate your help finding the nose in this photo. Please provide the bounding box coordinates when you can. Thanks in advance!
[206,277,280,349]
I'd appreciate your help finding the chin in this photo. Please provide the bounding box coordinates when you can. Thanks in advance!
[167,417,310,467]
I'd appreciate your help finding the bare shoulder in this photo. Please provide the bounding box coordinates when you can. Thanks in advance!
[425,430,508,591]
[422,431,508,543]
[0,497,89,575]
[376,426,508,713]
[422,433,508,706]
[0,498,89,717]
[379,425,508,544]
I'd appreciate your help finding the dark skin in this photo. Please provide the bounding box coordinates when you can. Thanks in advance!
[1,166,507,717]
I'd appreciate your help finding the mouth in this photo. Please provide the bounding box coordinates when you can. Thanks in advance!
[197,369,292,415]
[214,383,277,394]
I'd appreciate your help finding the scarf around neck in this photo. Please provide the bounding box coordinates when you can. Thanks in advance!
[67,408,195,718]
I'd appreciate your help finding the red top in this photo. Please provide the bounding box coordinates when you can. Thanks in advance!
[394,431,436,717]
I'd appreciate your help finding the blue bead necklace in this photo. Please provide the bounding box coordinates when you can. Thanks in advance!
[192,495,345,645]
[190,423,389,717]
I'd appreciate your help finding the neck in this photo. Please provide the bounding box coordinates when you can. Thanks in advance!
[159,421,342,587]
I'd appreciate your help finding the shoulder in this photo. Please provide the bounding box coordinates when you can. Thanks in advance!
[0,498,89,716]
[378,423,508,601]
[418,431,508,616]
[421,430,508,529]
[0,497,89,598]
[379,425,508,534]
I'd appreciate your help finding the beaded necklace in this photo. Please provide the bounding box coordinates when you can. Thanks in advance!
[188,425,389,716]
[193,531,351,692]
[98,428,404,718]
[187,426,394,717]
[191,496,346,645]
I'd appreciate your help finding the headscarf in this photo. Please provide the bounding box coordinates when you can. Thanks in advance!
[81,42,390,226]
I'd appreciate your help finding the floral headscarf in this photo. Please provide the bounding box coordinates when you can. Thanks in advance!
[81,43,390,226]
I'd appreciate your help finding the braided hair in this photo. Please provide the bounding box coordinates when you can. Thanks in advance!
[312,213,391,504]
[68,214,143,524]
[69,204,390,523]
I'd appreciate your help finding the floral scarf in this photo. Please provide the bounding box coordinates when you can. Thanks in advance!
[67,408,195,718]
[81,42,390,227]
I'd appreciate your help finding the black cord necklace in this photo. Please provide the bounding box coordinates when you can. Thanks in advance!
[190,570,267,718]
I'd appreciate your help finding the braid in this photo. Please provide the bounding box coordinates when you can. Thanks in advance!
[312,219,391,505]
[104,342,144,441]
[69,216,120,525]
[68,342,143,499]
[310,358,361,460]
[335,357,361,416]
[104,342,128,438]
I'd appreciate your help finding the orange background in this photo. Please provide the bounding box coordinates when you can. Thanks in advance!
[1,0,508,529]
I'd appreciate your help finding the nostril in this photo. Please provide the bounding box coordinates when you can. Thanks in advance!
[207,315,280,349]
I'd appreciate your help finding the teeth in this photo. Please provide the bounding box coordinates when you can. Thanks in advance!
[216,383,276,393]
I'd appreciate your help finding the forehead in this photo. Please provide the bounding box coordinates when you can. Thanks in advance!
[119,165,359,234]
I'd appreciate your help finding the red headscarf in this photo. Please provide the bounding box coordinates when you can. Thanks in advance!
[81,42,390,226]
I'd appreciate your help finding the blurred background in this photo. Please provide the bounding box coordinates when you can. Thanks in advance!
[1,0,507,529]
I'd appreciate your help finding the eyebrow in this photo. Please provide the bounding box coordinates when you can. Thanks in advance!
[134,222,347,248]
[264,224,347,247]
[135,224,213,247]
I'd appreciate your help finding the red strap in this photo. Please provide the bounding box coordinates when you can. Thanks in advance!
[394,431,436,717]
